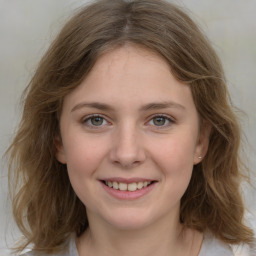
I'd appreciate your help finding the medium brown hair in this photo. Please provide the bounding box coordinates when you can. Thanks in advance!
[7,0,254,253]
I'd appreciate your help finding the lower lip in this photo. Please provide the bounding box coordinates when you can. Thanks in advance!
[101,182,157,200]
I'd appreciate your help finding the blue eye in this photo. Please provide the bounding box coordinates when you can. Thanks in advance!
[83,115,108,127]
[149,115,173,127]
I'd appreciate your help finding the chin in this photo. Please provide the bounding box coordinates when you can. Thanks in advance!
[103,208,157,231]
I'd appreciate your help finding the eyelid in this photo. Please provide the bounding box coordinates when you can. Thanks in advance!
[146,114,175,127]
[82,113,102,121]
[82,114,111,127]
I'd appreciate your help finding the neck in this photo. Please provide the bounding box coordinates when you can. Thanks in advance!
[76,212,202,256]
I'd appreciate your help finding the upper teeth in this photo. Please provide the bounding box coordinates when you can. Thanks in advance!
[105,181,152,191]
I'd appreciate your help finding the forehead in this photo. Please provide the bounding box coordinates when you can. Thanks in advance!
[62,44,195,112]
[93,44,171,75]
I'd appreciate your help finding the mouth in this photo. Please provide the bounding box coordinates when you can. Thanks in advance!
[101,180,156,192]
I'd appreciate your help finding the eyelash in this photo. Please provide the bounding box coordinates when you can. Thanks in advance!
[82,114,110,128]
[147,114,175,128]
[81,114,175,128]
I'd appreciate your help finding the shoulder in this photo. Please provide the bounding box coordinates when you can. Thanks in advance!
[199,232,234,256]
[19,235,78,256]
[19,251,69,256]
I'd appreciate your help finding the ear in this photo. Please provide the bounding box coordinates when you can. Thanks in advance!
[55,135,67,164]
[193,121,211,165]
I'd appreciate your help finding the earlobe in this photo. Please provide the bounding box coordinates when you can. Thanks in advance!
[193,121,211,165]
[55,136,67,164]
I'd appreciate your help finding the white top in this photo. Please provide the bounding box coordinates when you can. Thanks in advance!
[21,232,234,256]
[198,232,233,256]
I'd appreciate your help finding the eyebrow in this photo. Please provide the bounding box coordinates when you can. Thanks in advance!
[71,101,185,112]
[139,102,185,111]
[71,102,115,112]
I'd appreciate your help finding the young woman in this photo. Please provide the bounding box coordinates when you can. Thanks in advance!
[7,0,254,255]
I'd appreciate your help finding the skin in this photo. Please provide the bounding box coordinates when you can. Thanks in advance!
[56,44,210,256]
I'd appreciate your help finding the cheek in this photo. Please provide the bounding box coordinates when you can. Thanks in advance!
[150,134,197,185]
[64,136,107,181]
[153,133,196,166]
[64,138,108,206]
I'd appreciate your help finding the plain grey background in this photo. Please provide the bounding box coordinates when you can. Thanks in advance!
[0,0,255,255]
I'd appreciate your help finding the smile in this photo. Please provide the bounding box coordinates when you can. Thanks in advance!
[103,181,153,192]
[100,178,157,200]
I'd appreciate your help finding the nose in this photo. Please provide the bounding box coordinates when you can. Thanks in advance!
[109,124,146,169]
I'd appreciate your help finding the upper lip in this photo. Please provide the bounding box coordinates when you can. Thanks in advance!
[100,177,156,183]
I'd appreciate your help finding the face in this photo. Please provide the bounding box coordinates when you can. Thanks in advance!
[56,45,209,231]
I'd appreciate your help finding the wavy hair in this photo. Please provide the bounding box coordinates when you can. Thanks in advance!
[7,0,254,253]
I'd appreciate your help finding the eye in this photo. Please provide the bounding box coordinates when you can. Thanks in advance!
[83,115,108,127]
[148,115,174,127]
